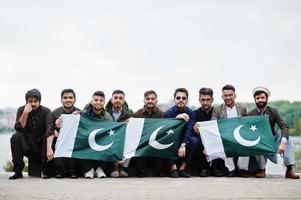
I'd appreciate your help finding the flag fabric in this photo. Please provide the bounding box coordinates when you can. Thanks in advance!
[54,114,186,162]
[54,114,126,162]
[198,115,277,162]
[123,118,186,160]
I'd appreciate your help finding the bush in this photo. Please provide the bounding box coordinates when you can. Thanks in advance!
[3,159,28,172]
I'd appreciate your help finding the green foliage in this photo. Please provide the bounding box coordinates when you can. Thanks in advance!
[3,159,28,172]
[295,151,301,172]
[245,101,301,136]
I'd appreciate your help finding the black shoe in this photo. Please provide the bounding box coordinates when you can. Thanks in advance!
[69,174,78,179]
[212,169,224,177]
[199,169,209,177]
[55,173,64,178]
[157,170,165,177]
[227,170,236,177]
[179,170,190,178]
[138,170,146,178]
[41,171,51,179]
[238,170,249,178]
[170,169,179,178]
[9,172,23,180]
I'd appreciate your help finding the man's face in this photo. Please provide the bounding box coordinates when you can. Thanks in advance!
[199,94,213,111]
[27,97,40,110]
[222,89,236,107]
[174,92,188,108]
[255,93,268,109]
[61,92,76,109]
[91,95,105,111]
[111,93,125,109]
[144,93,157,109]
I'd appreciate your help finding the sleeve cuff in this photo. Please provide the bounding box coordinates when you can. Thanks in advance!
[281,137,288,144]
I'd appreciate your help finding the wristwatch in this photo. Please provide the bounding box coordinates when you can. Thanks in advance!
[181,143,186,147]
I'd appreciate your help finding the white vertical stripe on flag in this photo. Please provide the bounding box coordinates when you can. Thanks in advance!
[54,114,80,158]
[123,118,145,159]
[198,120,226,162]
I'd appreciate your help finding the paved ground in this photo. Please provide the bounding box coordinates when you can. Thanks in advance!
[0,173,300,200]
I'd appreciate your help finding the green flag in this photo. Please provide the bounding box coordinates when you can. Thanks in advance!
[198,115,277,161]
[54,114,186,162]
[123,118,186,160]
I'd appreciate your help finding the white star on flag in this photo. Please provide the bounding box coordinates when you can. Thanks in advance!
[250,125,257,132]
[108,129,115,136]
[166,129,174,135]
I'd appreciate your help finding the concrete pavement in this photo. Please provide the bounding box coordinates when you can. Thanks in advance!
[0,173,300,200]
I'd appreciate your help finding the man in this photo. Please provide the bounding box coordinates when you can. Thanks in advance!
[9,89,53,179]
[192,87,218,177]
[105,89,134,177]
[46,89,81,178]
[247,86,299,179]
[164,88,196,178]
[132,90,165,177]
[211,84,247,177]
[80,91,113,178]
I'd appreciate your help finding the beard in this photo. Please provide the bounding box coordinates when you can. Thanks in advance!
[256,101,267,109]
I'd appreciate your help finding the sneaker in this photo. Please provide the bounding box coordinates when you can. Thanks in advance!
[95,167,106,178]
[119,169,129,177]
[170,169,179,178]
[110,170,120,178]
[9,172,23,180]
[84,168,95,179]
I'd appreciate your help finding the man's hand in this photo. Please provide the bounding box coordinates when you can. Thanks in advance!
[24,104,33,113]
[54,130,59,138]
[55,117,62,129]
[176,113,190,122]
[278,142,286,155]
[46,148,54,161]
[202,149,208,157]
[193,123,200,135]
[72,111,81,115]
[178,146,186,158]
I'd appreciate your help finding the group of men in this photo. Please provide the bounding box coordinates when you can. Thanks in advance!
[9,85,300,180]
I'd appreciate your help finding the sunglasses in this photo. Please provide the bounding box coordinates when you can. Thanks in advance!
[175,96,187,100]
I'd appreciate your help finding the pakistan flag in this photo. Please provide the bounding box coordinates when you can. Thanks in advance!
[198,115,277,162]
[54,114,185,162]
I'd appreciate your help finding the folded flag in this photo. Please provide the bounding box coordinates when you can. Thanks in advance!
[197,115,277,162]
[54,114,185,162]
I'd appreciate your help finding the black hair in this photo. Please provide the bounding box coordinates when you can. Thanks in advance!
[199,87,213,98]
[61,89,76,99]
[173,88,188,98]
[144,90,157,98]
[112,89,125,96]
[253,90,268,98]
[25,89,41,102]
[222,84,235,92]
[93,91,105,98]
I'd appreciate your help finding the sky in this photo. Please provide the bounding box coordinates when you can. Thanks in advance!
[0,0,301,111]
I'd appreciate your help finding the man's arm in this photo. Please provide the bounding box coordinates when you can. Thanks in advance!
[18,104,33,129]
[274,109,289,139]
[46,135,54,161]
